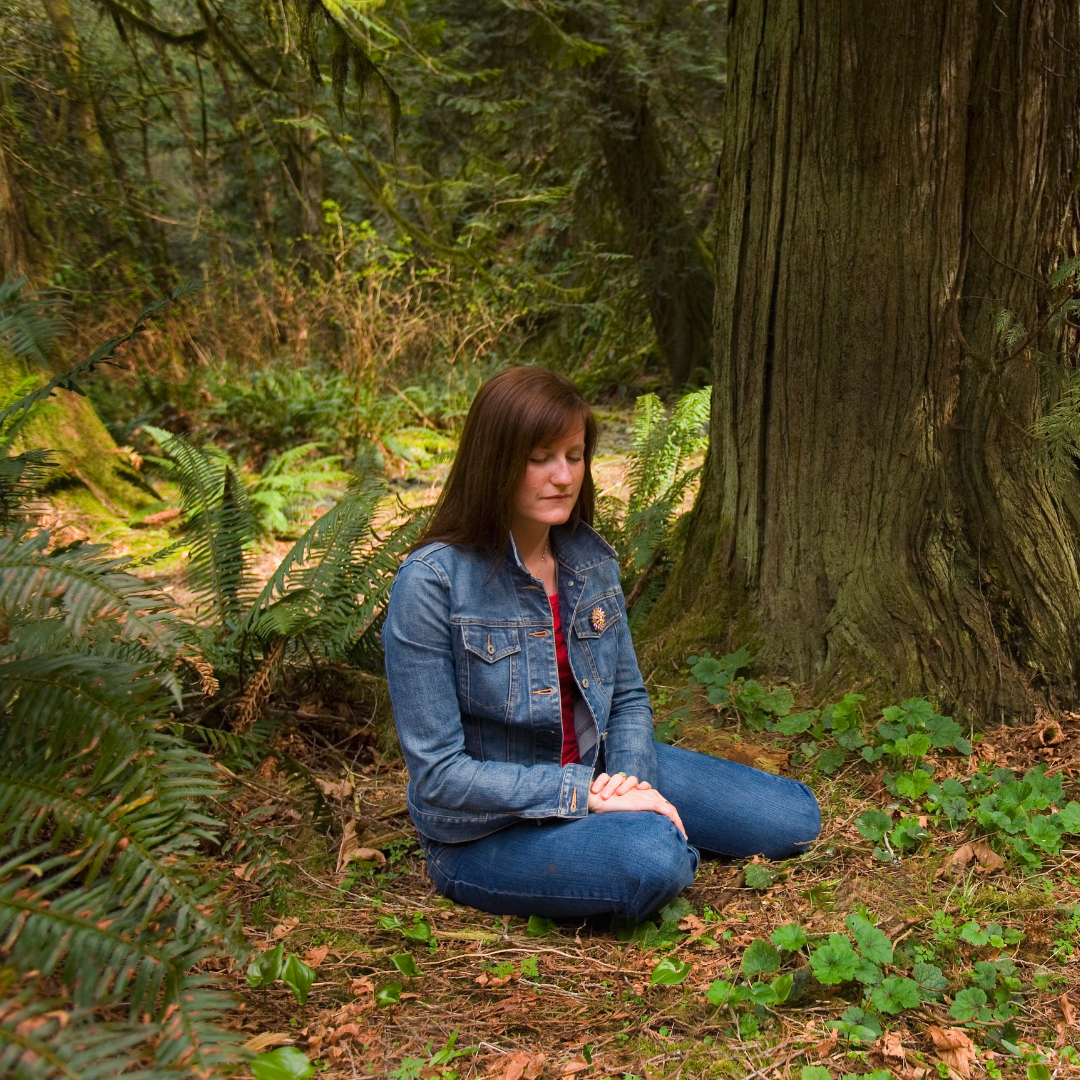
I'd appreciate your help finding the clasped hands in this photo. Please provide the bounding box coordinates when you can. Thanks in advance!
[587,772,687,838]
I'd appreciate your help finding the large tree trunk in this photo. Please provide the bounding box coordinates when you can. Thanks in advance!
[651,0,1080,721]
[587,58,714,388]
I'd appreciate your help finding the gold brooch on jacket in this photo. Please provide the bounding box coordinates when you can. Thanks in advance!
[590,606,606,632]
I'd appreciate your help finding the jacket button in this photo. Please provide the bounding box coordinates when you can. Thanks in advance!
[487,644,494,655]
[582,678,589,688]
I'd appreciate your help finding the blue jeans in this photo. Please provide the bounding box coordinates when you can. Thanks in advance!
[420,743,821,921]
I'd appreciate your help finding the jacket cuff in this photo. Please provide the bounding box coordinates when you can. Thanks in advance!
[558,763,594,818]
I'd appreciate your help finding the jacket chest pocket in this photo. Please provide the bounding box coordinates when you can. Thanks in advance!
[457,625,521,721]
[573,596,622,682]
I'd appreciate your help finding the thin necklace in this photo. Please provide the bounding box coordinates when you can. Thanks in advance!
[531,537,549,578]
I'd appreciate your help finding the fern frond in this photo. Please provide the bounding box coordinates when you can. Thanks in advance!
[143,427,256,626]
[0,528,178,652]
[0,992,154,1080]
[0,276,68,365]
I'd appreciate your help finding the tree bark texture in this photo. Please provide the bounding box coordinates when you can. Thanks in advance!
[587,58,714,388]
[653,0,1080,720]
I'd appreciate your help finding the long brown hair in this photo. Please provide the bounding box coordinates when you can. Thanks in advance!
[413,366,597,557]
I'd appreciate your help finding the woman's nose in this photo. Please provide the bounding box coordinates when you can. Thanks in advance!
[550,457,573,485]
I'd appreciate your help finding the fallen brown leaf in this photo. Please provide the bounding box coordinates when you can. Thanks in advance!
[1061,992,1076,1028]
[336,819,385,874]
[303,946,330,968]
[938,840,1005,877]
[232,862,257,882]
[874,1031,906,1066]
[498,1051,532,1080]
[679,914,707,938]
[315,777,354,800]
[927,1025,976,1080]
[271,917,299,939]
[349,977,374,997]
[559,1057,589,1076]
[813,1028,838,1059]
[243,1032,294,1053]
[523,1054,546,1080]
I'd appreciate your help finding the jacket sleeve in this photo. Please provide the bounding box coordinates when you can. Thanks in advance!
[599,586,659,787]
[383,556,595,824]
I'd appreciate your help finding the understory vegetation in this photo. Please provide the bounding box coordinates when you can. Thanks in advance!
[5,0,1080,1076]
[0,303,1079,1080]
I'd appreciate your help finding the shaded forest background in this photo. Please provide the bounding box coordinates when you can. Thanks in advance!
[1,0,719,405]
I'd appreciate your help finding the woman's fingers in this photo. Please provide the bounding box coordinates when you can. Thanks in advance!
[614,774,638,796]
[590,773,611,795]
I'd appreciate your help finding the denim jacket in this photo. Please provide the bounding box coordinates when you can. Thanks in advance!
[382,522,657,843]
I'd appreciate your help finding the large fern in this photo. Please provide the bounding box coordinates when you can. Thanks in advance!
[0,312,249,1079]
[599,387,710,628]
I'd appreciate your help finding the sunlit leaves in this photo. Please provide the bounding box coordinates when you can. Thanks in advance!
[252,1047,316,1080]
[649,957,691,985]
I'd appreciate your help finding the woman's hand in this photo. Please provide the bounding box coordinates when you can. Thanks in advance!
[587,772,686,838]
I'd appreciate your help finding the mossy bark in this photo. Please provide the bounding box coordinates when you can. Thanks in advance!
[650,0,1080,722]
[2,353,158,515]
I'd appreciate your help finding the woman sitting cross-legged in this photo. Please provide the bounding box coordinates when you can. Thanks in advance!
[382,366,821,922]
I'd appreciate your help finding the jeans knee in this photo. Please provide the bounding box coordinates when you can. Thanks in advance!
[617,819,697,920]
[764,781,821,859]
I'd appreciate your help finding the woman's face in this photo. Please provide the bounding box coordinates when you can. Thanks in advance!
[512,421,587,533]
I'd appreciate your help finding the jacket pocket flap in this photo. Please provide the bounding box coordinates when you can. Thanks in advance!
[573,596,622,639]
[460,625,521,663]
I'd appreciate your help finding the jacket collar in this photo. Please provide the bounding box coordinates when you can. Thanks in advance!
[505,520,617,577]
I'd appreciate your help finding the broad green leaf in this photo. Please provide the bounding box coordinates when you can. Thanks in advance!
[852,957,883,986]
[855,810,892,842]
[403,919,432,942]
[246,942,285,988]
[747,981,778,1005]
[912,962,948,999]
[770,923,808,952]
[1028,1065,1052,1080]
[960,921,990,947]
[831,1006,882,1043]
[744,863,776,890]
[845,913,893,964]
[950,987,990,1022]
[282,953,316,1006]
[741,939,781,978]
[770,972,794,1004]
[376,982,403,1007]
[659,897,694,922]
[650,957,691,985]
[895,769,933,798]
[971,961,997,990]
[391,953,419,977]
[1026,814,1063,852]
[816,748,847,774]
[800,1068,831,1080]
[776,713,814,735]
[252,1047,315,1080]
[526,915,557,937]
[705,978,746,1008]
[869,976,919,1014]
[809,934,859,984]
[1055,801,1080,833]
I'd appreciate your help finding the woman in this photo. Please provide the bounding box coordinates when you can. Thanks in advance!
[383,367,820,921]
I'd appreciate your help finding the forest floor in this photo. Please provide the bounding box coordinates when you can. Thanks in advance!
[210,687,1080,1080]
[72,410,1080,1079]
